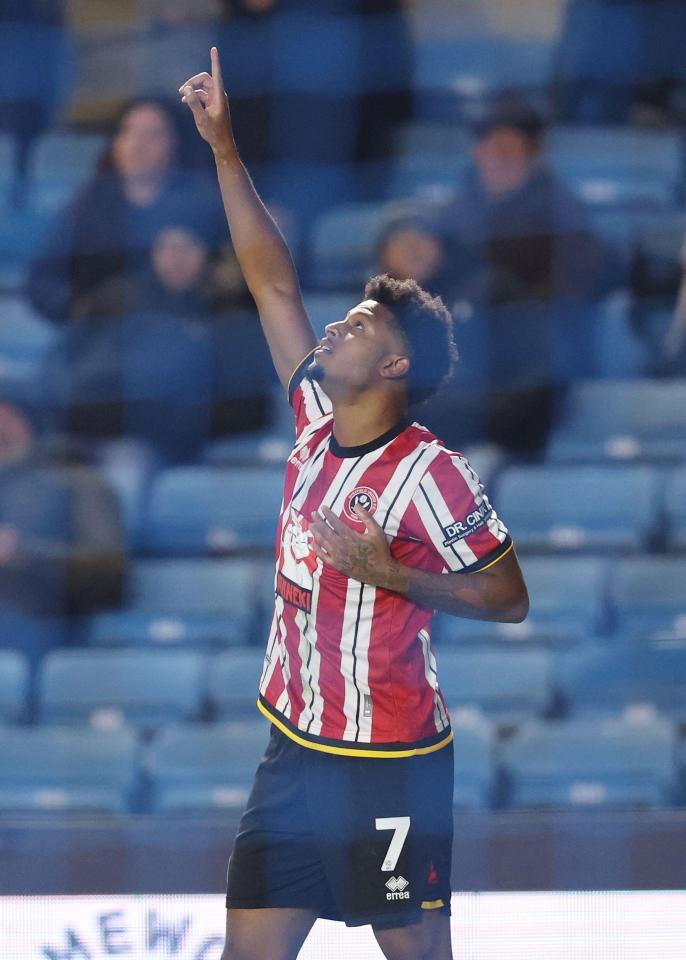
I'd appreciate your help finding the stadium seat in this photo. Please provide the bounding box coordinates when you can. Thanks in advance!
[557,642,686,723]
[88,611,246,650]
[0,132,16,208]
[39,649,206,727]
[26,131,106,214]
[547,379,686,463]
[0,725,137,813]
[208,649,268,720]
[129,558,266,638]
[0,651,30,723]
[666,467,686,550]
[495,464,660,552]
[503,716,677,808]
[435,556,608,645]
[142,466,284,553]
[147,719,269,811]
[452,710,496,809]
[0,294,56,399]
[309,203,386,289]
[437,648,552,725]
[610,558,686,641]
[549,127,682,208]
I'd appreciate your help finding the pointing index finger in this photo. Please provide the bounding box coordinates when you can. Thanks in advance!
[210,46,224,91]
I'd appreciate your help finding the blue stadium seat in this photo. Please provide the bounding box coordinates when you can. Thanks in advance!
[0,294,57,397]
[147,719,269,811]
[89,558,266,648]
[415,36,554,101]
[495,464,660,552]
[437,648,552,725]
[39,649,206,727]
[0,132,16,209]
[435,556,607,645]
[26,131,106,215]
[0,651,30,723]
[503,716,677,808]
[452,711,496,809]
[610,558,686,641]
[309,203,386,289]
[549,127,682,208]
[142,466,284,553]
[557,642,686,723]
[547,379,686,463]
[208,649,267,719]
[0,725,137,813]
[666,467,686,550]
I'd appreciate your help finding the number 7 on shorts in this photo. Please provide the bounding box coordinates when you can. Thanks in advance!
[375,816,411,872]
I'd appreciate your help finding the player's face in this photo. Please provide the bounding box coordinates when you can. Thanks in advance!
[309,299,409,396]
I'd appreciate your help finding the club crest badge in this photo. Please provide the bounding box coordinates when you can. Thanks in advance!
[343,486,379,522]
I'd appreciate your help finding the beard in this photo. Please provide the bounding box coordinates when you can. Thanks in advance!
[307,359,325,383]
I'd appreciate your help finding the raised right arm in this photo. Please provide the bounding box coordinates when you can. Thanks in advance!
[180,47,317,388]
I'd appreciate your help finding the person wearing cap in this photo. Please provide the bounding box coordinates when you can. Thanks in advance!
[434,90,605,457]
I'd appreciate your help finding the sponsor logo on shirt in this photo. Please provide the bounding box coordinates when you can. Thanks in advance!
[343,486,379,522]
[276,571,313,613]
[288,444,310,471]
[441,499,492,547]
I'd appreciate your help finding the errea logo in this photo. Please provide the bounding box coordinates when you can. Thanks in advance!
[385,876,410,900]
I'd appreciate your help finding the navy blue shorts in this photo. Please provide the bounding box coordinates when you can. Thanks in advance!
[226,726,454,928]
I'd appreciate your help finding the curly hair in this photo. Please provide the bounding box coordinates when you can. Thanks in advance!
[364,273,458,405]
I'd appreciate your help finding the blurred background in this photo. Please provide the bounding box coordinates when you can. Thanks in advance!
[0,0,685,899]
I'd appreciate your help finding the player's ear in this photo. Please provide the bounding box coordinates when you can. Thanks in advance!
[379,352,410,382]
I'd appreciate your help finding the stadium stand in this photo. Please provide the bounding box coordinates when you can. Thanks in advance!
[609,558,686,641]
[146,719,269,812]
[0,651,30,724]
[557,641,686,723]
[665,466,686,550]
[503,715,678,808]
[451,710,497,809]
[38,649,206,728]
[494,463,661,552]
[0,725,137,813]
[208,649,269,720]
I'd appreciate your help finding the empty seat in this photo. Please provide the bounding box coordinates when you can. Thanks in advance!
[39,649,206,727]
[549,127,683,202]
[558,642,686,723]
[208,649,267,719]
[610,558,686,641]
[0,725,137,813]
[88,558,266,649]
[142,466,283,553]
[495,464,660,552]
[147,719,269,811]
[309,203,386,289]
[666,467,686,550]
[27,131,106,214]
[436,556,607,645]
[0,651,30,723]
[437,648,552,725]
[452,711,496,809]
[547,379,686,463]
[503,716,676,808]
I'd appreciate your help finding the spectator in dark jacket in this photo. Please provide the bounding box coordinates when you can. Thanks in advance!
[27,97,225,323]
[0,397,126,667]
[434,91,605,455]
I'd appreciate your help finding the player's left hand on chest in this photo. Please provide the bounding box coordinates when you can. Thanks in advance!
[310,504,392,586]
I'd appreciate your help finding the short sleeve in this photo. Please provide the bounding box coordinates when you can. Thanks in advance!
[288,350,333,439]
[406,452,511,573]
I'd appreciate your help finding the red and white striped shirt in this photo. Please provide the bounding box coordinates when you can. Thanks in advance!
[257,361,512,757]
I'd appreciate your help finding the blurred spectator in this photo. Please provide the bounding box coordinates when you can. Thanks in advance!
[27,97,224,323]
[40,217,270,460]
[376,211,458,306]
[432,91,604,456]
[554,0,686,125]
[0,396,126,667]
